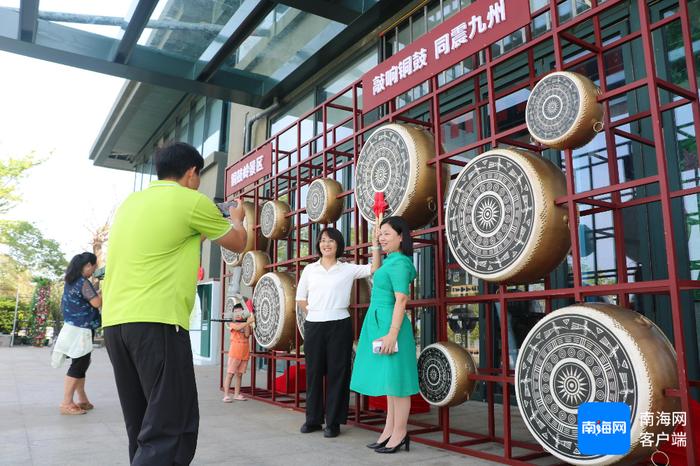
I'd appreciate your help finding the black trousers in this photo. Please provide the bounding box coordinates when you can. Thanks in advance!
[104,323,199,466]
[304,317,353,427]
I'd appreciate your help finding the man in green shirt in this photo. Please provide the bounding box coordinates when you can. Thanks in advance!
[102,142,247,466]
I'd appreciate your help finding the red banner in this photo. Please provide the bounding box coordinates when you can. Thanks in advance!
[225,143,272,196]
[362,0,531,111]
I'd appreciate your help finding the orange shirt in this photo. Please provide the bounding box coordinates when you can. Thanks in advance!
[229,325,250,360]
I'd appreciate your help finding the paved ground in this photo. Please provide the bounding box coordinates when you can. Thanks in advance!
[0,346,500,466]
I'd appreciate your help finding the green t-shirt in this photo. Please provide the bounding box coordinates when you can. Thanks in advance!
[102,180,231,330]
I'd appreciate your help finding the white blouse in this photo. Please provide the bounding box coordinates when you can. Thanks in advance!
[295,260,372,322]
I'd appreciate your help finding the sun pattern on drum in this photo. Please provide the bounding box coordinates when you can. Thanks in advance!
[306,181,326,222]
[356,127,411,222]
[418,346,453,404]
[517,314,638,462]
[526,74,581,142]
[260,202,275,238]
[241,252,255,285]
[446,154,534,277]
[252,274,285,349]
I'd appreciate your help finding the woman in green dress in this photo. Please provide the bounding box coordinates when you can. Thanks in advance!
[350,216,418,454]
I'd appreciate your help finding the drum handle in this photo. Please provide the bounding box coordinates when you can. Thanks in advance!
[650,449,670,466]
[427,197,437,212]
[593,86,604,133]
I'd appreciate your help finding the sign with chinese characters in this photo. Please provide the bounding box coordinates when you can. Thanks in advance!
[578,402,631,455]
[362,0,531,111]
[226,143,272,196]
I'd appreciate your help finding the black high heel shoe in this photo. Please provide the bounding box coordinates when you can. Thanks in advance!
[375,435,410,453]
[366,438,390,449]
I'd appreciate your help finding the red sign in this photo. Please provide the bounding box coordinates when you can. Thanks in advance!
[225,143,272,196]
[362,0,531,111]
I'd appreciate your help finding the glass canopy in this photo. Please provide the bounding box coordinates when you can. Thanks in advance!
[0,0,388,106]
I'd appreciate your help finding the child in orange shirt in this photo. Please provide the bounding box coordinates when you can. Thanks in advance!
[223,304,255,402]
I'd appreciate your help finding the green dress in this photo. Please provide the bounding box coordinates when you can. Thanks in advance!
[350,252,419,397]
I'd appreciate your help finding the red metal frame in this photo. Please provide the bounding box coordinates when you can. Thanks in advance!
[218,1,700,464]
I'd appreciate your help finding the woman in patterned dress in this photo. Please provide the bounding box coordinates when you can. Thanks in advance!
[56,252,102,415]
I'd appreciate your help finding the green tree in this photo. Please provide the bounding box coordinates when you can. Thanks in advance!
[0,153,40,214]
[0,220,66,280]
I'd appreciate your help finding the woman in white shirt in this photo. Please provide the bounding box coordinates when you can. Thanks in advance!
[296,226,380,438]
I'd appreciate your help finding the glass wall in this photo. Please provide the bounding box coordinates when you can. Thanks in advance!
[133,96,228,190]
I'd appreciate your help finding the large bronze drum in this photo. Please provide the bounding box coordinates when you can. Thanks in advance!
[252,272,296,351]
[295,277,370,340]
[526,71,603,150]
[515,303,679,465]
[221,201,268,266]
[355,123,448,229]
[260,200,292,239]
[418,341,477,407]
[241,250,270,288]
[445,148,570,284]
[306,178,344,224]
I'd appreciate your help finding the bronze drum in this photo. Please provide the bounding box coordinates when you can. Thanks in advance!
[296,276,370,341]
[241,250,270,288]
[221,201,268,266]
[355,123,448,229]
[418,341,477,407]
[526,71,603,150]
[445,148,570,284]
[515,303,679,465]
[223,296,236,321]
[260,200,291,239]
[306,178,344,224]
[252,272,296,351]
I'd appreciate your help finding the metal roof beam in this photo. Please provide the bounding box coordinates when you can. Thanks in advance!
[112,0,159,64]
[274,0,361,25]
[0,34,263,105]
[18,0,38,42]
[196,0,275,82]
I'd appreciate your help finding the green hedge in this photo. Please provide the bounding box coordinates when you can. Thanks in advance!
[0,297,29,334]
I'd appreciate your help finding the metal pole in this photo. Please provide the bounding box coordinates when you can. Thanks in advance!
[9,282,19,347]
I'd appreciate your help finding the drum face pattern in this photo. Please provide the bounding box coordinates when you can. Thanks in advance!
[252,273,296,350]
[221,246,239,266]
[260,200,291,239]
[241,251,270,287]
[221,201,266,266]
[295,304,306,339]
[224,296,236,320]
[526,71,603,150]
[355,123,447,229]
[445,149,570,283]
[515,304,679,465]
[418,342,476,407]
[306,178,343,224]
[260,202,276,238]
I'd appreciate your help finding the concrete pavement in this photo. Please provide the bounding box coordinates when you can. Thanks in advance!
[0,346,501,466]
